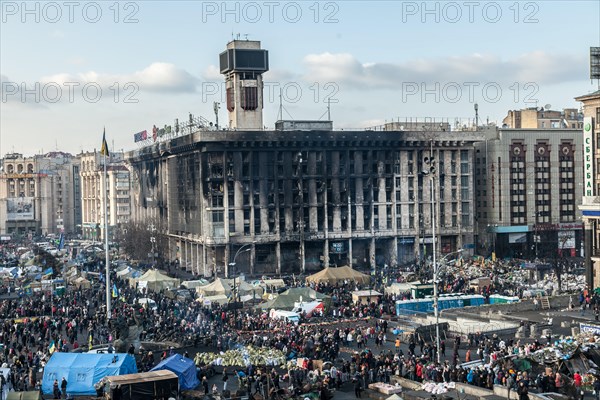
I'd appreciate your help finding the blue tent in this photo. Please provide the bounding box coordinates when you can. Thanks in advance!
[42,353,137,396]
[150,354,200,390]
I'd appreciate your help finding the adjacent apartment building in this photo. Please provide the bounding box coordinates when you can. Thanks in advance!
[474,124,584,260]
[80,151,132,241]
[0,152,81,237]
[576,89,600,288]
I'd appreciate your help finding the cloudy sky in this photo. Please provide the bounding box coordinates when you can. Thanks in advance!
[1,1,599,155]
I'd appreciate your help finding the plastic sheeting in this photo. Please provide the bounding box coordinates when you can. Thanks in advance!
[41,353,137,396]
[150,354,200,390]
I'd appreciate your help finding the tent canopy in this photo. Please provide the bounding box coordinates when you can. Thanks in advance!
[260,279,286,289]
[182,279,209,289]
[196,278,231,296]
[150,354,200,390]
[225,279,264,297]
[42,353,137,396]
[306,266,370,285]
[196,294,229,305]
[256,287,331,310]
[105,370,179,400]
[132,269,180,292]
[73,276,91,289]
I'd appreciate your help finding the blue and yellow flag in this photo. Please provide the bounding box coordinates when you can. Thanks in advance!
[57,232,65,250]
[49,341,56,354]
[112,283,119,298]
[100,128,109,157]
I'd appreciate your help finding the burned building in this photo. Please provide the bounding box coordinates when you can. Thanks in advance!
[125,40,484,277]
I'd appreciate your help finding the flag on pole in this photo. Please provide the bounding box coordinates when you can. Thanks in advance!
[100,128,109,157]
[58,232,65,250]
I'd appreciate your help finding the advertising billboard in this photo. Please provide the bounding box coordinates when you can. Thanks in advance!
[6,197,34,220]
[584,116,594,197]
[558,230,576,249]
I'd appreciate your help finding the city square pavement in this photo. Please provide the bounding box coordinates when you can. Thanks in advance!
[191,304,600,400]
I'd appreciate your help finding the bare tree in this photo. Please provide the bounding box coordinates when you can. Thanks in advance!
[114,218,169,265]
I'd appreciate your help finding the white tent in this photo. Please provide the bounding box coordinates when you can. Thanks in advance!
[196,294,229,306]
[133,269,180,292]
[182,279,209,289]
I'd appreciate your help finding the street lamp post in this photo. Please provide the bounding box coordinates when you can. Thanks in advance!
[533,211,541,260]
[227,243,253,278]
[422,141,440,362]
[229,245,252,329]
[432,248,463,364]
[296,152,306,274]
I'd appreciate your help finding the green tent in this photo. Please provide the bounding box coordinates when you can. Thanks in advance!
[256,287,331,310]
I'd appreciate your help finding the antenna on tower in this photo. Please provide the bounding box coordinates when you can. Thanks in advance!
[327,98,331,121]
[474,103,479,127]
[278,89,283,121]
[244,33,249,40]
[214,102,220,130]
[590,47,600,89]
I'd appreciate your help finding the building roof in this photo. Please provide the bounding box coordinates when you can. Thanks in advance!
[574,89,600,101]
[126,129,486,161]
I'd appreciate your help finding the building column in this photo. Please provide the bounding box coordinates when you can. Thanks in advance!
[184,241,190,272]
[585,218,594,289]
[391,237,398,267]
[189,243,195,275]
[348,239,353,268]
[201,245,208,277]
[276,242,281,275]
[370,237,376,270]
[323,240,330,268]
[250,245,256,276]
[225,245,231,278]
[196,244,201,277]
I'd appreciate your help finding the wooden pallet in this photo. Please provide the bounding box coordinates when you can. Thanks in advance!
[540,296,551,310]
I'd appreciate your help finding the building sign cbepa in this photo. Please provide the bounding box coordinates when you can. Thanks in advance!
[584,117,594,197]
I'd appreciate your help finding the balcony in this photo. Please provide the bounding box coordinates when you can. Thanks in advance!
[580,196,600,213]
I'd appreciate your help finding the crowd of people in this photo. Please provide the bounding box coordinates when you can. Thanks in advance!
[0,239,596,400]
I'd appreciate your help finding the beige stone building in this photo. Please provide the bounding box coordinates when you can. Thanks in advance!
[79,151,131,241]
[0,152,81,237]
[503,107,583,129]
[576,90,600,288]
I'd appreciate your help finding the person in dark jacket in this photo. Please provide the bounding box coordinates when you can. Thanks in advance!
[517,380,529,400]
[353,378,362,398]
[60,377,68,398]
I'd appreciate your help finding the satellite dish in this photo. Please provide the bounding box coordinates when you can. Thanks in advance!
[545,104,551,110]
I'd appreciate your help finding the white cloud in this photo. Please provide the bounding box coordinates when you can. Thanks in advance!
[37,63,197,93]
[201,65,221,81]
[301,51,588,89]
[4,63,199,105]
